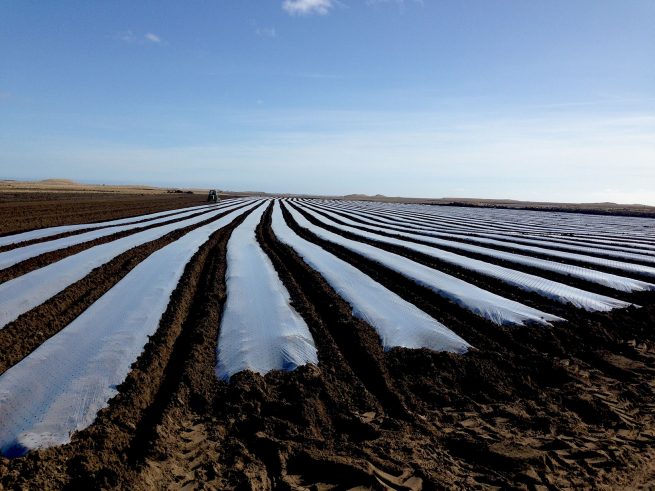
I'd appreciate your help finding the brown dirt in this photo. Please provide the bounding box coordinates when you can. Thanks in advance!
[0,193,207,236]
[0,196,654,489]
[0,178,197,195]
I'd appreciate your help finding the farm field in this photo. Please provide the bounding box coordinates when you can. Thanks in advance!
[1,193,655,489]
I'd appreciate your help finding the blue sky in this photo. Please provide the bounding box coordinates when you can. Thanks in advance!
[1,0,654,203]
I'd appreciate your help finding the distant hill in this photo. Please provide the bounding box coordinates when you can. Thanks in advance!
[344,193,388,199]
[37,179,80,186]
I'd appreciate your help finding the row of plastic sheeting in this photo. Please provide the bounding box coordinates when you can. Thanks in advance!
[0,199,252,329]
[318,198,655,242]
[216,203,318,380]
[0,202,261,457]
[283,203,562,326]
[0,203,232,270]
[0,203,216,248]
[307,201,655,281]
[294,203,635,312]
[301,202,655,294]
[320,201,655,260]
[271,202,471,353]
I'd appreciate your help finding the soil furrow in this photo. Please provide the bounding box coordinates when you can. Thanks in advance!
[0,203,249,284]
[284,202,655,389]
[0,202,227,253]
[135,201,428,489]
[303,203,646,301]
[261,202,409,418]
[309,203,655,279]
[0,205,252,489]
[131,213,238,489]
[284,202,535,347]
[125,209,250,480]
[0,204,250,375]
[290,203,655,343]
[295,205,651,330]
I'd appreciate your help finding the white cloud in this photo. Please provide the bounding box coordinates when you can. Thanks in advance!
[144,32,162,43]
[366,0,422,4]
[365,0,424,13]
[281,0,420,17]
[282,0,333,16]
[116,30,136,43]
[116,31,164,45]
[255,26,277,38]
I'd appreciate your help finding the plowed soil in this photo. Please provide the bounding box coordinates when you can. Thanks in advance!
[1,194,654,490]
[0,193,204,236]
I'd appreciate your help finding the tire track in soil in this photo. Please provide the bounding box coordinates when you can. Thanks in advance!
[0,203,253,375]
[388,348,655,488]
[300,228,654,487]
[302,207,655,488]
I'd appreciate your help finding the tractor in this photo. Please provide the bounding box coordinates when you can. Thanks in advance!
[207,189,218,203]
